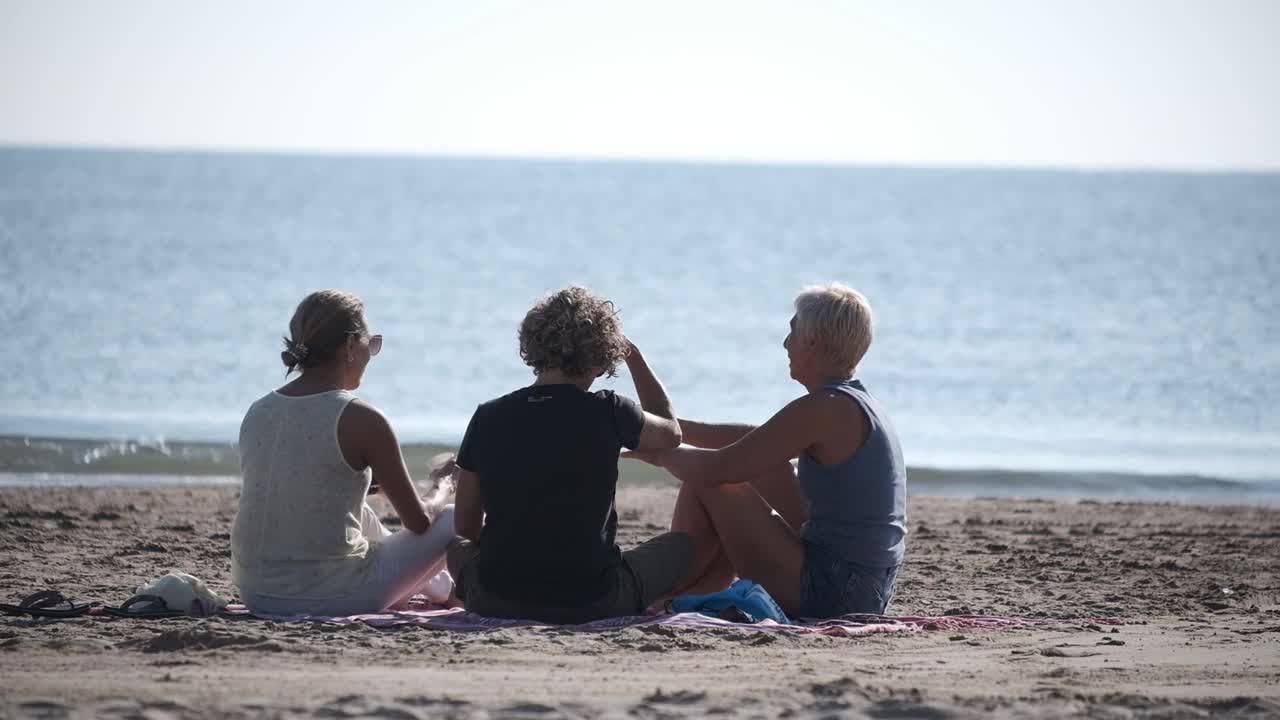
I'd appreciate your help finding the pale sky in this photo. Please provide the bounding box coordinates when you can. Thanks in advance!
[2,0,1278,169]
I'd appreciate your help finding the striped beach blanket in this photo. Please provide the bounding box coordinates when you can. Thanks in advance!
[220,602,1121,636]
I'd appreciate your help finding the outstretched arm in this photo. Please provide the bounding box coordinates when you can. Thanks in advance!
[632,395,824,487]
[678,419,757,449]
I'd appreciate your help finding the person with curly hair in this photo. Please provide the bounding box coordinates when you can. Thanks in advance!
[627,284,906,619]
[447,286,692,623]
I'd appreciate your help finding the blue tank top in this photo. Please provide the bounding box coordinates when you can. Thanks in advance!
[798,378,907,568]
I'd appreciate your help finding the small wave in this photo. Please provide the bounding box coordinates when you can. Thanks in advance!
[906,466,1276,501]
[0,434,457,478]
[1,434,1276,501]
[0,473,241,488]
[0,435,240,475]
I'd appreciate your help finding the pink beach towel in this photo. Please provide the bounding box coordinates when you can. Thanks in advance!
[220,601,1121,637]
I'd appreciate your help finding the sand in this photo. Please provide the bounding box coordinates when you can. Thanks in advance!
[1,484,1278,719]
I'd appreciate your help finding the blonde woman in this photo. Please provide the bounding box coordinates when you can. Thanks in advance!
[628,284,906,618]
[232,290,455,616]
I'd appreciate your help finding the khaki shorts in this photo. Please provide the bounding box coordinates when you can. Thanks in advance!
[447,532,693,625]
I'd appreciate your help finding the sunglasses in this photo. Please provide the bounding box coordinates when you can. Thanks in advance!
[348,331,383,357]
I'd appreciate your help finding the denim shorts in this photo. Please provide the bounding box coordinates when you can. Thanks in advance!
[799,541,901,619]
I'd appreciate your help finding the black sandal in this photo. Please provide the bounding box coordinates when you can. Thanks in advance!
[100,594,186,618]
[0,590,98,618]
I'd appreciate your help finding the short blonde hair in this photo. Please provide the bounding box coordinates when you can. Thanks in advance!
[794,283,874,375]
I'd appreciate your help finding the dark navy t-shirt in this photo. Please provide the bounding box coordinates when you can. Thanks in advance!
[456,384,645,605]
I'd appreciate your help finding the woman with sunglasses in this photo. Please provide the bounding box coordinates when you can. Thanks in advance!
[232,290,455,616]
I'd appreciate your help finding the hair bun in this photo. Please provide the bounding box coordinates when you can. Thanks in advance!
[281,339,311,371]
[279,290,366,376]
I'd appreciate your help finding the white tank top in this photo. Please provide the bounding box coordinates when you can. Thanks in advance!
[231,389,379,600]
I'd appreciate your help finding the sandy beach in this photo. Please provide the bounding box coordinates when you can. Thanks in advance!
[1,483,1278,719]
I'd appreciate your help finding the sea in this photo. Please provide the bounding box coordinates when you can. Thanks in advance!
[1,147,1277,501]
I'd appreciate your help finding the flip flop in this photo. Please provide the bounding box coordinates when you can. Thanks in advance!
[100,594,186,618]
[0,590,98,618]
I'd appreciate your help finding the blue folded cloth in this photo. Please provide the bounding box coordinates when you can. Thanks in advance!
[669,578,790,624]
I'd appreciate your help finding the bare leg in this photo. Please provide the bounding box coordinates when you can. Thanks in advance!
[668,464,807,610]
[677,546,734,596]
[688,481,806,614]
[669,483,735,596]
[670,483,721,579]
[746,461,809,530]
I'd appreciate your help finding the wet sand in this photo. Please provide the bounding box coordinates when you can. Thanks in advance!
[1,485,1278,718]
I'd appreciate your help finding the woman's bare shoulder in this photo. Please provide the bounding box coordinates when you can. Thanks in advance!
[338,398,394,439]
[813,388,869,433]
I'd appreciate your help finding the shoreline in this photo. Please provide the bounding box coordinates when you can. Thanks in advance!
[1,485,1277,717]
[3,433,1276,503]
[3,473,1279,507]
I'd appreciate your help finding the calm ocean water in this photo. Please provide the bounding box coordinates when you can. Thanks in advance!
[1,148,1278,497]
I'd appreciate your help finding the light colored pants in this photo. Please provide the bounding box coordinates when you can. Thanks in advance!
[242,504,455,616]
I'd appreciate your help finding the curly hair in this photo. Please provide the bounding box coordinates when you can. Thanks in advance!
[519,286,629,378]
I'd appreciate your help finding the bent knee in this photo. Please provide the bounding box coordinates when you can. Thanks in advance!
[446,536,477,582]
[693,481,756,502]
[431,505,456,535]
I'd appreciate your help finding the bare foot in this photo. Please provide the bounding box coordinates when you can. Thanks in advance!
[422,453,457,520]
[427,452,457,481]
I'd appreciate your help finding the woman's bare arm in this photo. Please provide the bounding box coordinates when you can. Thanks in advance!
[678,419,757,449]
[338,401,431,534]
[631,395,827,487]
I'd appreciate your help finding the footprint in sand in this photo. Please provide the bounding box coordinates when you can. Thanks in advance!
[123,626,287,653]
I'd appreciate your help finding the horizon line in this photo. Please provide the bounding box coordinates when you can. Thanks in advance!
[4,140,1279,176]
